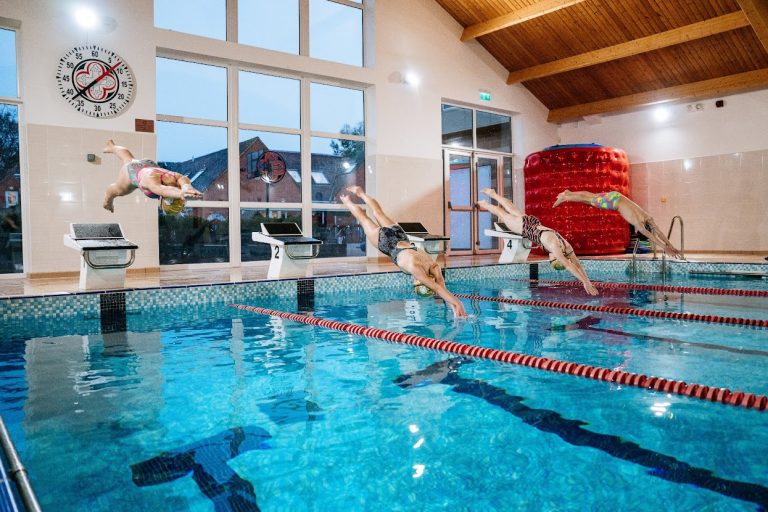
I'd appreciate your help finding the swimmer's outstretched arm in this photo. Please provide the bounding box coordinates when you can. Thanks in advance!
[553,190,597,207]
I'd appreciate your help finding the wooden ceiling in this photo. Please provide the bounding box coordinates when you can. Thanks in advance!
[432,0,768,123]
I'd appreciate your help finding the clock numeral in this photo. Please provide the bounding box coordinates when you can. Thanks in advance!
[62,75,70,82]
[67,89,74,95]
[117,94,124,100]
[91,50,99,57]
[121,81,128,87]
[94,105,102,112]
[76,100,84,107]
[109,103,116,109]
[116,68,123,75]
[66,61,74,68]
[75,52,82,59]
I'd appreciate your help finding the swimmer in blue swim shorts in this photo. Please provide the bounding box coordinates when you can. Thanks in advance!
[340,186,467,319]
[554,190,683,259]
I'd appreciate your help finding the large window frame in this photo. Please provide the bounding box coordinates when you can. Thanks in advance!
[155,1,370,268]
[0,23,24,277]
[156,63,367,268]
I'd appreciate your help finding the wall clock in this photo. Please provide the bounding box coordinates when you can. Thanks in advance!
[56,45,135,118]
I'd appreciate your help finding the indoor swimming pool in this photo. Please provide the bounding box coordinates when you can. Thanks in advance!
[0,269,766,511]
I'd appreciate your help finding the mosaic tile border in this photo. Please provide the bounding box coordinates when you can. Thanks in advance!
[1,260,764,320]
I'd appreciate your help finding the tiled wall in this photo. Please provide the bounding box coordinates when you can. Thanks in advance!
[25,125,160,273]
[629,149,768,252]
[2,260,765,321]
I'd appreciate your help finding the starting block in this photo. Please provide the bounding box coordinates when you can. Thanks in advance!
[483,222,531,264]
[63,223,138,290]
[398,222,450,261]
[252,223,322,279]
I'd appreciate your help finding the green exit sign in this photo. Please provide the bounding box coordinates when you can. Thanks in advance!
[479,91,491,101]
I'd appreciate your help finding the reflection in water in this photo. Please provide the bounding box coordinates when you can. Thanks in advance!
[394,358,768,510]
[131,425,271,512]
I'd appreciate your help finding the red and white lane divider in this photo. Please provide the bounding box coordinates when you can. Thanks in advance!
[511,278,768,298]
[230,304,768,412]
[454,294,768,328]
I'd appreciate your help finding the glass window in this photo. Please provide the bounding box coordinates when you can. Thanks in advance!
[239,71,300,129]
[157,121,229,199]
[503,156,513,199]
[0,29,17,98]
[239,0,299,54]
[309,0,363,66]
[241,208,301,262]
[441,105,473,147]
[312,210,366,258]
[476,111,511,152]
[449,211,472,251]
[0,104,21,273]
[157,58,227,121]
[311,137,364,204]
[155,0,226,40]
[239,130,301,203]
[310,83,364,134]
[159,207,230,264]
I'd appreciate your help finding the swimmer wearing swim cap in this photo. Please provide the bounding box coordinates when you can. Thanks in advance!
[414,280,435,297]
[161,197,186,215]
[549,257,566,271]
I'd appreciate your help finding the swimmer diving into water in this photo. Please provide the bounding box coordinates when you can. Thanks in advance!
[102,139,203,214]
[340,186,467,319]
[477,188,598,296]
[553,190,683,259]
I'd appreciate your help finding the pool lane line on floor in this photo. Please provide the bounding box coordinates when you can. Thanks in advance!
[454,294,768,328]
[230,304,768,412]
[510,278,768,298]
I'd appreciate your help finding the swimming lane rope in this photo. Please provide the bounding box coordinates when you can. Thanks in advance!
[453,294,768,328]
[229,304,768,411]
[510,278,768,298]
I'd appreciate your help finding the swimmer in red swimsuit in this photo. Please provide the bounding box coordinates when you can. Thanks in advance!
[340,186,467,319]
[553,190,682,259]
[102,140,203,213]
[478,188,598,296]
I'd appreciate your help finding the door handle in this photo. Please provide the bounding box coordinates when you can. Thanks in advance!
[447,201,452,210]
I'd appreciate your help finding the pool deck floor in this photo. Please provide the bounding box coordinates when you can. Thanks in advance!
[0,252,766,299]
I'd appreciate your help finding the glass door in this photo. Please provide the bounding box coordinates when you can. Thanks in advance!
[444,150,502,255]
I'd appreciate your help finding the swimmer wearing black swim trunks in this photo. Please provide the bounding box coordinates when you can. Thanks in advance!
[340,186,467,319]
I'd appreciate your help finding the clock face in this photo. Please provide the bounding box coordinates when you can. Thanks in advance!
[56,45,135,118]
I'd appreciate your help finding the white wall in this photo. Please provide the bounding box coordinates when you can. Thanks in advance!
[371,0,557,232]
[558,90,768,163]
[557,90,768,251]
[8,0,159,274]
[7,0,556,274]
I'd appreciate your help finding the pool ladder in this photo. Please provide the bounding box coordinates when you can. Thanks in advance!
[0,416,41,511]
[631,215,685,281]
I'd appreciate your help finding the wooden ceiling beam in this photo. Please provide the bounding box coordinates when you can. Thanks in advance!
[507,12,750,84]
[547,68,768,123]
[738,0,768,54]
[460,0,586,42]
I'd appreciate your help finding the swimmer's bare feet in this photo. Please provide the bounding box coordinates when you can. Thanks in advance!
[103,195,115,213]
[480,187,496,198]
[476,199,491,210]
[345,185,363,196]
[103,139,115,154]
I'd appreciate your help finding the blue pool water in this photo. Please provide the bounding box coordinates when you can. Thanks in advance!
[1,274,767,511]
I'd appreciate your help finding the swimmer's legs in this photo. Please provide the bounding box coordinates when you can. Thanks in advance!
[345,186,398,227]
[340,192,380,241]
[103,139,136,165]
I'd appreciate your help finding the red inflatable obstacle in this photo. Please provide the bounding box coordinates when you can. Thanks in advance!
[524,144,630,255]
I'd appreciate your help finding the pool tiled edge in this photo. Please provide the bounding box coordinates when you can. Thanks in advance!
[1,260,765,320]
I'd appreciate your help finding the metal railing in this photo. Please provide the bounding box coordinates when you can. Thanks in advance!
[0,417,41,512]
